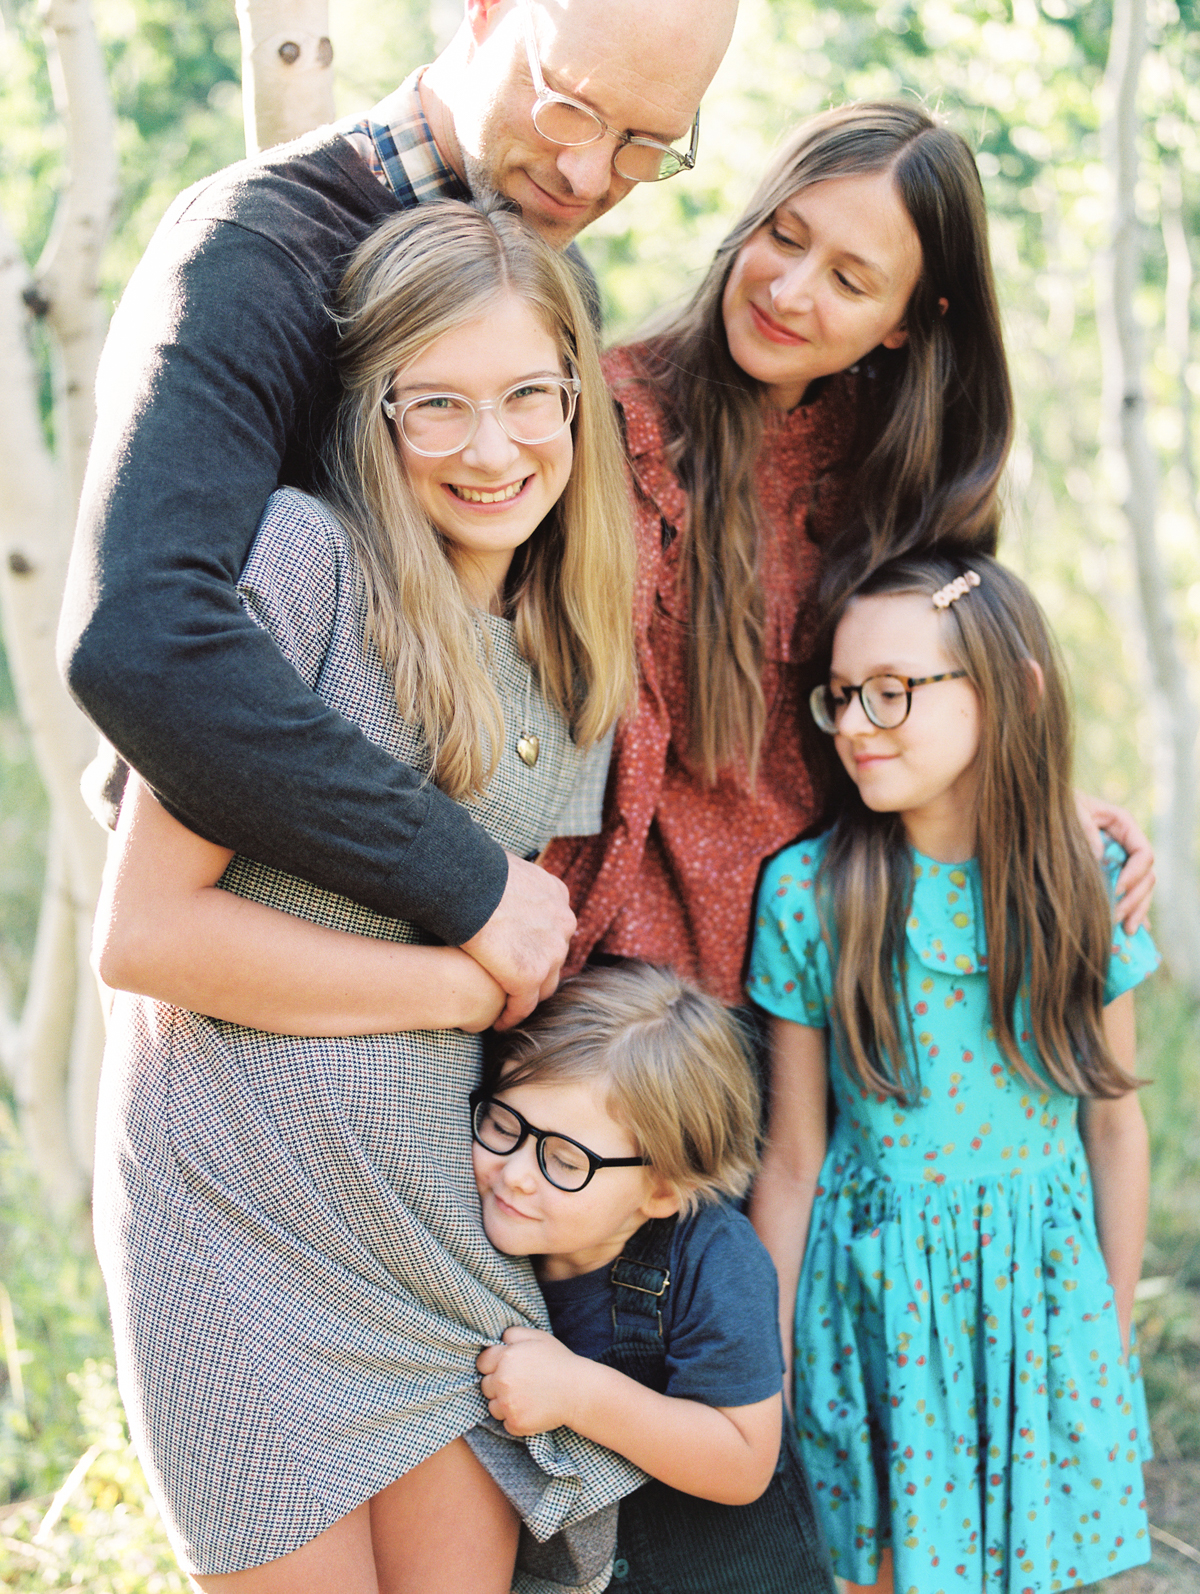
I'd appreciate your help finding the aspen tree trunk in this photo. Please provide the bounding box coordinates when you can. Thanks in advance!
[1097,0,1200,994]
[1161,163,1197,518]
[0,0,116,1208]
[235,0,335,153]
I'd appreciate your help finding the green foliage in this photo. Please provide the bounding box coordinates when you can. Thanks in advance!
[95,0,245,300]
[0,0,62,269]
[0,1362,187,1592]
[0,0,244,307]
[0,1105,184,1589]
[0,0,1196,1581]
[329,0,437,116]
[0,1104,111,1507]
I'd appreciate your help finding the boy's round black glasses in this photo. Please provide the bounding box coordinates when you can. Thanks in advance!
[809,671,968,734]
[469,1090,650,1193]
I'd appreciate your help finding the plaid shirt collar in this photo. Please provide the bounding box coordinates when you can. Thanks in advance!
[340,69,470,207]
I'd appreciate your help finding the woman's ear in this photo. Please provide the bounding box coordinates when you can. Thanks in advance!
[883,297,949,350]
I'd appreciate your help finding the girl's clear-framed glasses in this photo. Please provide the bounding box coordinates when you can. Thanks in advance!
[382,375,580,457]
[469,1090,650,1193]
[810,671,968,734]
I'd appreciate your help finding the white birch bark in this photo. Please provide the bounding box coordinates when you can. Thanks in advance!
[235,0,335,154]
[0,0,116,1205]
[1097,0,1200,994]
[1161,162,1197,517]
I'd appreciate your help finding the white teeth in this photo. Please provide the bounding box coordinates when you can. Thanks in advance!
[451,480,527,504]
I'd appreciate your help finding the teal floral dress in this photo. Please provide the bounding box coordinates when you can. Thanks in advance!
[748,834,1159,1593]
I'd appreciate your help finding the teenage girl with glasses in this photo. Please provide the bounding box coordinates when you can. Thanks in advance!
[90,201,637,1594]
[471,960,835,1594]
[747,552,1157,1594]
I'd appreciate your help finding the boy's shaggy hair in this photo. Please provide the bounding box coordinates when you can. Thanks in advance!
[484,962,760,1212]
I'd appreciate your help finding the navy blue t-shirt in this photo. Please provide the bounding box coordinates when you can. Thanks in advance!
[539,1201,784,1410]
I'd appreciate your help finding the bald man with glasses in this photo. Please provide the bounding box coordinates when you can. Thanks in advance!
[60,0,738,1025]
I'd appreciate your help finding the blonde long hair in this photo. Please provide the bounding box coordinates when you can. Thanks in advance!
[623,102,1013,785]
[319,202,635,800]
[817,553,1140,1102]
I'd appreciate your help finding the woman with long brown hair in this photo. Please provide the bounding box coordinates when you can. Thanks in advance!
[546,101,1148,1003]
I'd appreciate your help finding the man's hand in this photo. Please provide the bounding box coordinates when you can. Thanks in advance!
[460,853,575,1029]
[477,1325,585,1436]
[1075,794,1155,935]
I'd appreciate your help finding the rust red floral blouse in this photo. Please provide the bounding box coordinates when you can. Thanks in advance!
[543,343,862,1005]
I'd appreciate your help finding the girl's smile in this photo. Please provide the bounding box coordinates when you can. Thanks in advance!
[448,479,530,506]
[392,293,574,609]
[721,169,922,410]
[830,592,982,861]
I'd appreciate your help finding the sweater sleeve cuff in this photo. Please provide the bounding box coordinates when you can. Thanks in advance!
[388,789,510,947]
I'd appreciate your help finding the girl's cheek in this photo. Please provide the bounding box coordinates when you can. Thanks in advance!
[834,735,857,782]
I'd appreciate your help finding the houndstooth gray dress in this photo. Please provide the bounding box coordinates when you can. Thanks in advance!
[92,489,640,1578]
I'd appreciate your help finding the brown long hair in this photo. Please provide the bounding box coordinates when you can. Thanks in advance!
[816,552,1139,1102]
[319,202,635,800]
[621,102,1013,783]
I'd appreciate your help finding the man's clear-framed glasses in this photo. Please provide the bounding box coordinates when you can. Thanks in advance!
[469,1090,650,1193]
[382,375,580,457]
[520,0,699,183]
[810,672,969,734]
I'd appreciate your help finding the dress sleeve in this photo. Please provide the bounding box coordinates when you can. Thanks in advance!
[745,839,834,1028]
[1100,837,1162,1002]
[662,1206,784,1409]
[237,491,342,690]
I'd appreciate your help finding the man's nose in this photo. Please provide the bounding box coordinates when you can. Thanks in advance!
[555,137,618,203]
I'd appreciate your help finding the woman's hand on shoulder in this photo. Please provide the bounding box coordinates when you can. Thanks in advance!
[1074,792,1155,934]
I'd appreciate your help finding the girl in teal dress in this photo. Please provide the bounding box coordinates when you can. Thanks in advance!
[747,552,1157,1594]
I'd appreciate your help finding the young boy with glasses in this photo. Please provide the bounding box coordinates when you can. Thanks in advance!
[471,961,835,1594]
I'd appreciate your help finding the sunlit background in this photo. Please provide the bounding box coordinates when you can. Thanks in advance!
[0,0,1197,1585]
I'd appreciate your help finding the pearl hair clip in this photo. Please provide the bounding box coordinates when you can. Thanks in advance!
[931,570,981,609]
